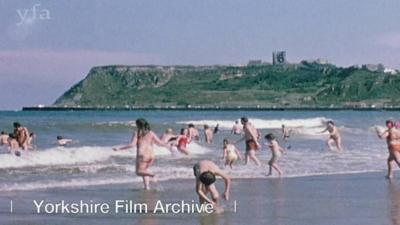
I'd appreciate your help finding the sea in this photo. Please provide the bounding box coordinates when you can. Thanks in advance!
[0,110,395,192]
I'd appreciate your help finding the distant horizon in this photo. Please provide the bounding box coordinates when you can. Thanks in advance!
[1,0,400,110]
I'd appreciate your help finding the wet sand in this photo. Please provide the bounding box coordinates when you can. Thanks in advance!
[0,171,399,225]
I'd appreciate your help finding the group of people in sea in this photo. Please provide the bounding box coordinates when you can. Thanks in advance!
[0,122,73,155]
[111,117,346,210]
[0,122,35,156]
[5,116,396,212]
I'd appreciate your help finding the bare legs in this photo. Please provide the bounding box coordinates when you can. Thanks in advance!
[177,147,190,155]
[136,158,155,190]
[267,159,283,177]
[327,137,343,151]
[245,150,261,166]
[387,151,400,179]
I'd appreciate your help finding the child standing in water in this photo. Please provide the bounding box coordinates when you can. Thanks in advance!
[222,139,241,169]
[265,133,286,177]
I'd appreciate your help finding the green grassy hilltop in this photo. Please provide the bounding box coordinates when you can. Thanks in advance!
[54,62,400,108]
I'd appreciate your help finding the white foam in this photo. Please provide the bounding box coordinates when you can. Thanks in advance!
[0,142,211,170]
[177,117,328,129]
[94,121,136,127]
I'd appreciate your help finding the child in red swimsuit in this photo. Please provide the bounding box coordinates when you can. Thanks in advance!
[177,128,191,155]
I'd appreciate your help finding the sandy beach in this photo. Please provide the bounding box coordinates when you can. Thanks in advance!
[0,171,398,225]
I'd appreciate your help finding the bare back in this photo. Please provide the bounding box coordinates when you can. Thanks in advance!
[244,123,258,141]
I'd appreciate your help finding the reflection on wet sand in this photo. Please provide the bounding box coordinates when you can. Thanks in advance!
[268,179,285,225]
[388,181,400,225]
[136,190,160,225]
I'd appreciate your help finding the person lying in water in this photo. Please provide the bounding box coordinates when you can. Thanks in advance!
[113,118,172,190]
[193,160,231,211]
[57,136,73,146]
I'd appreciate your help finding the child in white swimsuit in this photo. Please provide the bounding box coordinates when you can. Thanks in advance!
[222,139,242,169]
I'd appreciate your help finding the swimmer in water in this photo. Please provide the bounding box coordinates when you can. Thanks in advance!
[222,139,242,169]
[193,160,231,211]
[57,136,73,146]
[319,121,343,151]
[265,133,286,177]
[176,128,191,155]
[377,120,400,179]
[113,118,172,190]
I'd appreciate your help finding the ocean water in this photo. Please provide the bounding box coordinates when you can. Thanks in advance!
[0,110,396,192]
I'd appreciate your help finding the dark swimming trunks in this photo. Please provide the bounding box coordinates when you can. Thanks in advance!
[246,139,258,151]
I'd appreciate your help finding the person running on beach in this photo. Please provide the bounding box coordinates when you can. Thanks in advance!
[376,120,400,179]
[0,131,9,146]
[176,128,191,155]
[236,117,261,166]
[188,124,200,141]
[319,121,343,151]
[265,133,285,177]
[57,136,73,146]
[281,124,291,142]
[13,122,29,150]
[193,160,231,211]
[113,118,171,190]
[204,125,214,144]
[222,139,241,169]
[231,120,242,135]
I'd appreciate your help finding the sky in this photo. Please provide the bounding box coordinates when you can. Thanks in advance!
[1,0,400,110]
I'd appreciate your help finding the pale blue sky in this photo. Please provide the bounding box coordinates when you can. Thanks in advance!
[1,0,400,109]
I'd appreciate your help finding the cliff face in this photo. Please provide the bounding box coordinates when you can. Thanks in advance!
[54,63,400,108]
